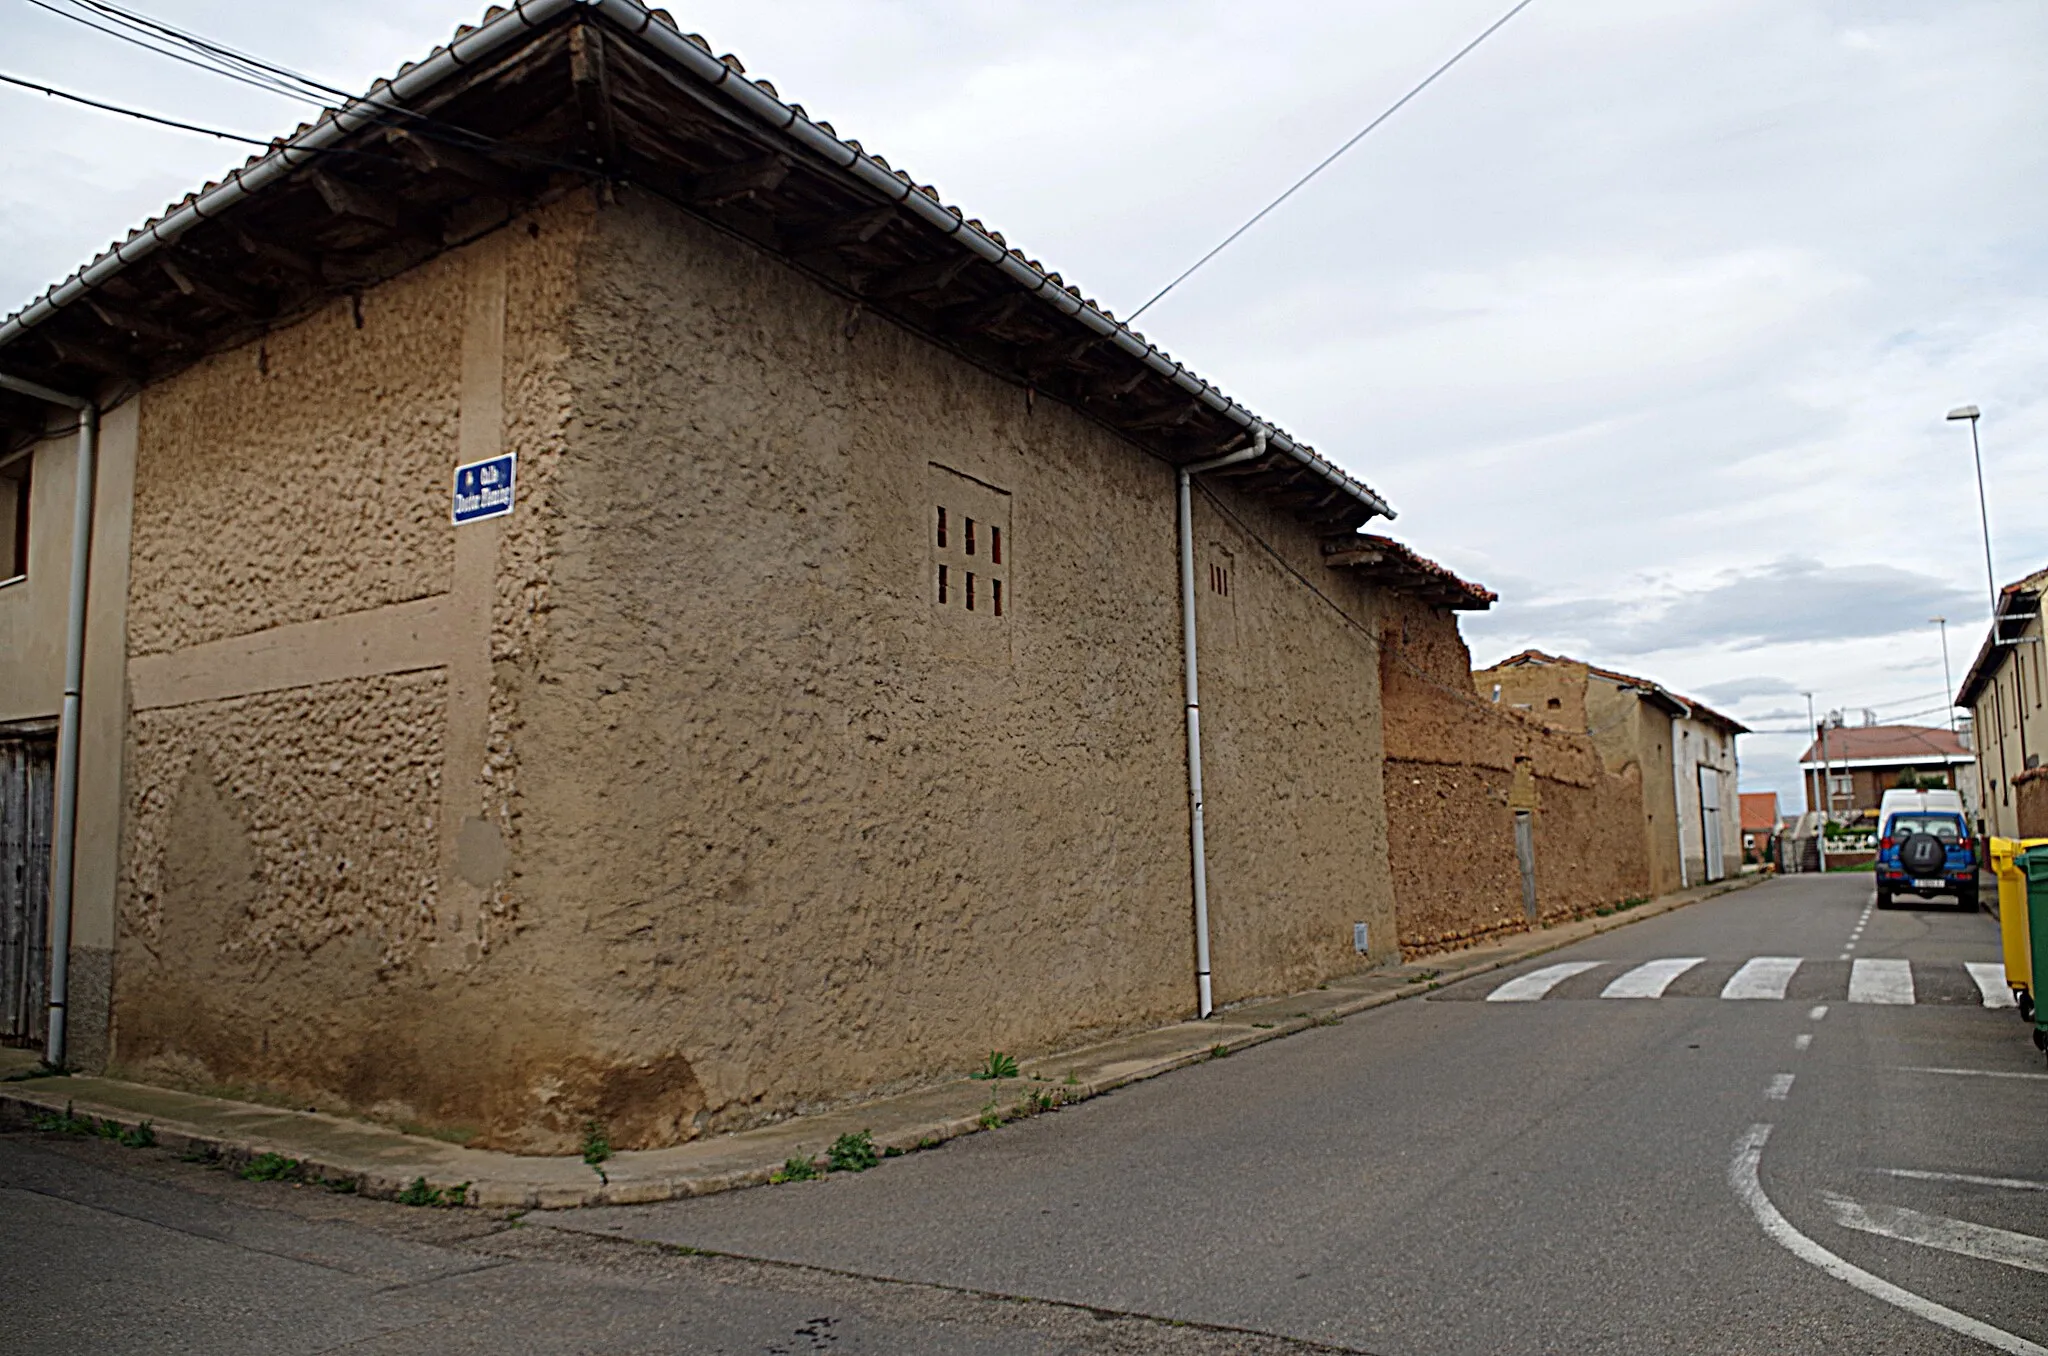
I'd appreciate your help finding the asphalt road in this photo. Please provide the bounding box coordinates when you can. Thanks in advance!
[547,872,2047,1355]
[4,871,2042,1354]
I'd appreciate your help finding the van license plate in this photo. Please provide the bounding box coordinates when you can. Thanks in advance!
[1914,878,1943,889]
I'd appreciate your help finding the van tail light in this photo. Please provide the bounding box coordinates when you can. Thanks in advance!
[1958,837,1973,853]
[1879,837,1893,852]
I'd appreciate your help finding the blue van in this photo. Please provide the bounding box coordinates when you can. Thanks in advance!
[1875,807,1978,910]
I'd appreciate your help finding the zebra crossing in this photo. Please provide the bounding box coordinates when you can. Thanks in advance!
[1435,957,2014,1006]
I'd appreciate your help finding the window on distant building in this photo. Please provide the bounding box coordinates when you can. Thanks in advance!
[0,449,28,583]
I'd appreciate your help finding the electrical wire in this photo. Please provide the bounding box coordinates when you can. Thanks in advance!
[18,0,588,172]
[0,70,301,146]
[1126,0,1539,323]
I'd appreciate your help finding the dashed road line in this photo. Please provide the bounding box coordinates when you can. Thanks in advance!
[1878,1169,2048,1194]
[1766,1073,1795,1100]
[1729,1124,2048,1356]
[1794,1034,1813,1052]
[1897,1066,2048,1083]
[1810,1004,1830,1021]
[1822,1194,2048,1277]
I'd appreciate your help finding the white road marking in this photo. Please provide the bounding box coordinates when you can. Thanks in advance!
[1729,1124,2048,1356]
[1766,1073,1795,1100]
[1897,1066,2048,1083]
[1966,963,2018,1008]
[1879,1169,2048,1193]
[1601,957,1704,999]
[1486,961,1603,1002]
[1794,1034,1813,1051]
[1822,1194,2048,1277]
[1723,957,1802,1000]
[1810,1004,1830,1021]
[1849,959,1915,1005]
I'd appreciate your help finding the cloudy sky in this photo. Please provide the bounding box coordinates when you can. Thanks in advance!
[5,0,2044,805]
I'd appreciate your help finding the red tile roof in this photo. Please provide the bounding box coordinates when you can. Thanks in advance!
[1795,724,1970,766]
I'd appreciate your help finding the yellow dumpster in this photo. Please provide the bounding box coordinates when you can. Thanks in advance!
[1989,837,2044,1020]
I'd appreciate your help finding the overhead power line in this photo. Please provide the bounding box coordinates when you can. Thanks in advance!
[0,70,287,145]
[1126,0,1540,324]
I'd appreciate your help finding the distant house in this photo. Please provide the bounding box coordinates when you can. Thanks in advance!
[1740,792,1778,865]
[1472,651,1747,894]
[1957,566,2048,836]
[1796,725,1974,824]
[1371,546,1655,952]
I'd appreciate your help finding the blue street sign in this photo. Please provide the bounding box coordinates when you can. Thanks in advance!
[452,452,516,524]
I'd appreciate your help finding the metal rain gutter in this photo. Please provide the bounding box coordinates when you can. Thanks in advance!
[0,0,1394,528]
[0,372,97,1069]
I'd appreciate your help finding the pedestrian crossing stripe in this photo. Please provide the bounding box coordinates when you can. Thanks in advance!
[1434,958,2016,1006]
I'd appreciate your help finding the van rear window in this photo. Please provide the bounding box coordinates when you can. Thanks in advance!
[1887,814,1963,840]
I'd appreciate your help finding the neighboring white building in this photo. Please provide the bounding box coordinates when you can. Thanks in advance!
[1673,704,1744,887]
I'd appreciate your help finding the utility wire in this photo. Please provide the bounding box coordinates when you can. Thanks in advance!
[0,70,293,145]
[21,0,330,105]
[1126,0,1539,324]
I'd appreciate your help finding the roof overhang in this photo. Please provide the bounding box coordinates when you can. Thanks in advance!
[0,0,1393,534]
[1321,534,1495,610]
[1957,579,2043,706]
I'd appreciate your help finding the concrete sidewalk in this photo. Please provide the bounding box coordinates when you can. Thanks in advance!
[0,874,1760,1210]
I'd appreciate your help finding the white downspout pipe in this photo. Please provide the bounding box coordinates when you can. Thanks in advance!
[1178,428,1267,1019]
[0,372,97,1069]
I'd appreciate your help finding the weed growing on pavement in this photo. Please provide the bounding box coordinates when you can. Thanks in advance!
[1617,895,1649,911]
[581,1120,612,1185]
[1405,969,1440,984]
[395,1175,460,1206]
[392,1177,469,1207]
[970,1051,1019,1081]
[826,1130,879,1173]
[1063,1070,1079,1085]
[240,1152,301,1182]
[321,1176,358,1194]
[28,1102,95,1136]
[883,1145,903,1158]
[118,1120,156,1149]
[769,1156,820,1184]
[976,1097,1004,1131]
[1017,1087,1061,1117]
[916,1135,940,1150]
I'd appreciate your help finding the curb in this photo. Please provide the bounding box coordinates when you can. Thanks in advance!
[0,874,1761,1209]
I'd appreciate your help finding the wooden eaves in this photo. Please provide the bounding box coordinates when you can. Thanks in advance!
[0,1,1393,536]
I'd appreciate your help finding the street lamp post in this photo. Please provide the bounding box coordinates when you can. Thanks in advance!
[1931,616,1955,732]
[1804,691,1827,872]
[1948,404,1998,613]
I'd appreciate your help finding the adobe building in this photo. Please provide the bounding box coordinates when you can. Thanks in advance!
[1795,724,1976,825]
[1474,651,1746,895]
[0,2,1462,1150]
[1369,564,1652,951]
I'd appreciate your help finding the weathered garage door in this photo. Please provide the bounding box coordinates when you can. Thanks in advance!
[1,738,54,1044]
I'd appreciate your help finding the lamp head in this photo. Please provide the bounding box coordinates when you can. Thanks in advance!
[1947,404,1981,421]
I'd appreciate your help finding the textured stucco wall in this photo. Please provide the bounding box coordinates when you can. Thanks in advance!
[113,201,589,1143]
[111,187,1395,1151]
[497,191,1395,1141]
[1385,599,1648,951]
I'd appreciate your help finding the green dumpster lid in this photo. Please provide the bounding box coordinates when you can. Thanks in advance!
[2022,843,2048,880]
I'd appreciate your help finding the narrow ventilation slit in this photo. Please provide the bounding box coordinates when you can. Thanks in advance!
[936,506,947,549]
[966,572,976,611]
[965,517,977,555]
[992,578,1003,617]
[991,526,1002,564]
[937,563,948,604]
